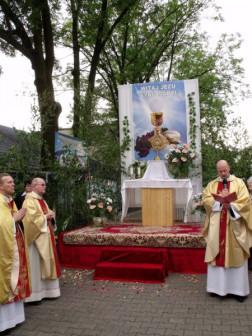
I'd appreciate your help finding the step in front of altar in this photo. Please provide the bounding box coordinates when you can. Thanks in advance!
[94,247,168,283]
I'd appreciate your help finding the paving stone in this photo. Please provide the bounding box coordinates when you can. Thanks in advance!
[5,270,252,336]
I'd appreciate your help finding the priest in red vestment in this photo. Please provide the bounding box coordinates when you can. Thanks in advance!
[22,177,61,303]
[202,160,252,302]
[0,173,31,332]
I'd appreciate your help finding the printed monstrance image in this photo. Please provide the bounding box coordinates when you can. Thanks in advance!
[133,81,188,160]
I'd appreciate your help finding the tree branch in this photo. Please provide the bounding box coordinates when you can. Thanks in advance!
[0,28,32,59]
[101,0,137,49]
[41,0,55,73]
[0,0,33,53]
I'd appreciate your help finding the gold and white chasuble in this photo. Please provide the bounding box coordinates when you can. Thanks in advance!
[202,175,252,268]
[22,192,60,280]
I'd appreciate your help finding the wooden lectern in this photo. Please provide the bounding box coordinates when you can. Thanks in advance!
[142,188,174,226]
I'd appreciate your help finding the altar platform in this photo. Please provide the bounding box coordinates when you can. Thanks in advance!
[58,222,207,283]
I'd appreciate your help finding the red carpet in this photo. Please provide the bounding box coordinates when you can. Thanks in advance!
[94,247,168,283]
[58,223,207,280]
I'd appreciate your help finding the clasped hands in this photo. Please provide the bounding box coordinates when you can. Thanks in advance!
[13,208,26,223]
[46,210,55,220]
[219,188,230,209]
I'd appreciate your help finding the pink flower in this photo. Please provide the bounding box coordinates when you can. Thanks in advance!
[181,156,187,162]
[98,202,104,208]
[172,158,178,163]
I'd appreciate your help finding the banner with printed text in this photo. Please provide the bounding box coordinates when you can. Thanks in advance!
[133,81,187,160]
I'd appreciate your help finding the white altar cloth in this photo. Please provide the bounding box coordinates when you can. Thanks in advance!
[121,178,193,223]
[142,160,172,180]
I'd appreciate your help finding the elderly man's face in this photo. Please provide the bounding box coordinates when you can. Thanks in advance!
[216,163,230,179]
[33,179,46,196]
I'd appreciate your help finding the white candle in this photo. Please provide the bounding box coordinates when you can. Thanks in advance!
[137,167,141,178]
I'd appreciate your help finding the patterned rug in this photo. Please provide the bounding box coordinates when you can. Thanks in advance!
[63,223,206,248]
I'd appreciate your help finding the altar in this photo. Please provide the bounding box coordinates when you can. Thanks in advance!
[121,161,193,225]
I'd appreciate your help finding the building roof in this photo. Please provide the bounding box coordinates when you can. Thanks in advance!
[0,125,18,154]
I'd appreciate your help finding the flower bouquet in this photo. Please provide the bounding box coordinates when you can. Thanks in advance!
[167,143,196,178]
[87,194,113,225]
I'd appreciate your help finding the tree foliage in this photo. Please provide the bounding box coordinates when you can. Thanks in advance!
[1,0,251,229]
[0,0,62,167]
[172,28,251,183]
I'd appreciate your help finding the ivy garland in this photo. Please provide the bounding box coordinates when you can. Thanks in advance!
[188,92,197,150]
[120,116,131,173]
[188,91,203,177]
[121,116,131,154]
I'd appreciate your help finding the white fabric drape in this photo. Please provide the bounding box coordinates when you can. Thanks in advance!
[0,301,24,332]
[25,243,60,303]
[207,261,249,296]
[0,220,24,332]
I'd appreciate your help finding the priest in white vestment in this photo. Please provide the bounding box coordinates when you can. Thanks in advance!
[202,160,252,302]
[22,177,61,303]
[0,174,31,332]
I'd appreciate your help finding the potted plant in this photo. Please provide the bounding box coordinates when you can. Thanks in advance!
[87,193,113,226]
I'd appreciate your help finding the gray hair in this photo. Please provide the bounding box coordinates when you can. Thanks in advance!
[31,177,45,187]
[247,176,252,184]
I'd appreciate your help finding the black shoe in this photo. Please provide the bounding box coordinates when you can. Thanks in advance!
[235,295,247,303]
[25,300,42,305]
[0,330,11,335]
[209,292,225,300]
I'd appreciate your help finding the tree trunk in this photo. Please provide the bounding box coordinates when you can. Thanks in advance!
[0,0,61,168]
[33,60,61,168]
[71,0,81,137]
